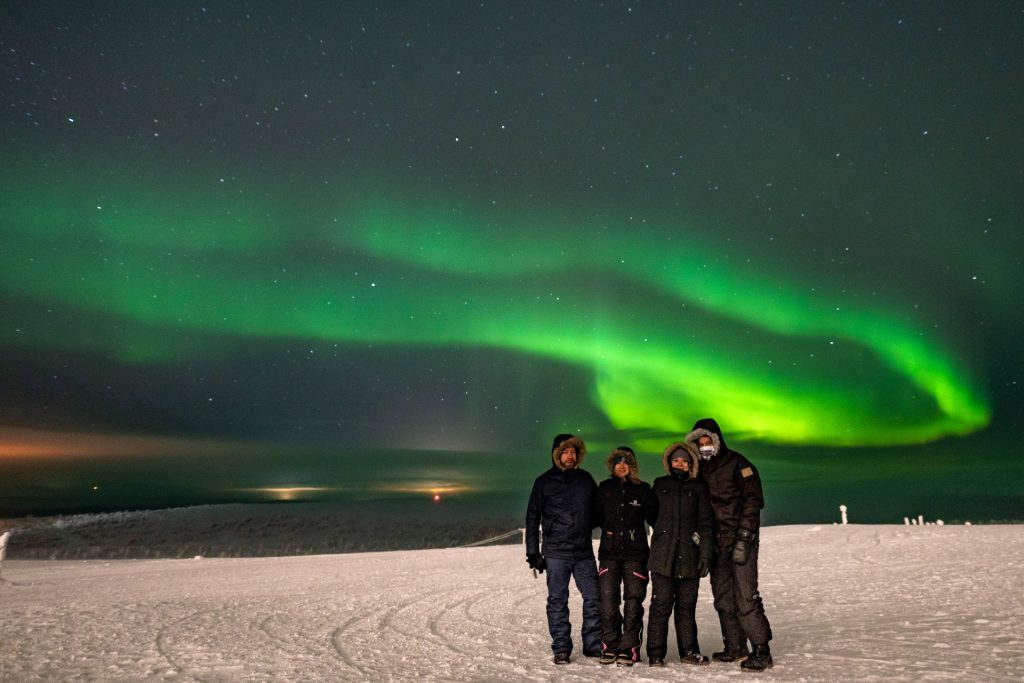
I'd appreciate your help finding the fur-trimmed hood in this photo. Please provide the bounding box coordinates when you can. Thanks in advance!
[686,417,727,459]
[605,447,641,484]
[551,434,587,471]
[662,440,700,479]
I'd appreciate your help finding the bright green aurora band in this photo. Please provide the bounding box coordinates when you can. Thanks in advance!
[1,167,989,450]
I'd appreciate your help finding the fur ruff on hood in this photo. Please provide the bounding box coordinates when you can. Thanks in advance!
[685,427,722,460]
[605,447,641,484]
[551,435,587,471]
[662,441,700,479]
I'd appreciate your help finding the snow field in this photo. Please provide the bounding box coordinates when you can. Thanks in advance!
[1,524,1021,681]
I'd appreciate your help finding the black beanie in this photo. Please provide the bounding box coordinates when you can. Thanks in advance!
[551,433,575,453]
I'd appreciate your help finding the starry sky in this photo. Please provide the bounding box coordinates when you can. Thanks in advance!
[1,2,1022,519]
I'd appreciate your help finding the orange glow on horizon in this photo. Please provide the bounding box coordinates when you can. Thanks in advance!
[234,486,335,501]
[0,427,262,458]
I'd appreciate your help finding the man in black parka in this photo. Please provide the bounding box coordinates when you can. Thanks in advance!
[525,433,602,664]
[595,446,654,666]
[646,440,714,667]
[686,417,774,671]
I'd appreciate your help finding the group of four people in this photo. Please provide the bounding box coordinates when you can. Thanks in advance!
[524,418,773,670]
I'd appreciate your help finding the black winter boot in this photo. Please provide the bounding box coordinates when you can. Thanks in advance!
[713,644,750,662]
[741,644,773,671]
[616,646,640,667]
[680,650,710,666]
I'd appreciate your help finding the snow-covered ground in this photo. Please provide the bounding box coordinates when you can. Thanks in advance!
[1,525,1021,682]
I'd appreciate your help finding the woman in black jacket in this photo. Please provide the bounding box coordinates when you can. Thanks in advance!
[645,440,714,667]
[595,446,655,666]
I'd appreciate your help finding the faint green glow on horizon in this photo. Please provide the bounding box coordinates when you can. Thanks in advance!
[0,167,990,448]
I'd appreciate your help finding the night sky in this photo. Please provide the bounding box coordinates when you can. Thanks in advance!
[2,2,1022,520]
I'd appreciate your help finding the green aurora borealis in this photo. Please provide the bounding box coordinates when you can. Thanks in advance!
[1,2,1021,519]
[0,165,992,448]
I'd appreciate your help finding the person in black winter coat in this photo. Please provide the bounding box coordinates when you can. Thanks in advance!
[686,417,773,671]
[524,433,602,664]
[595,446,654,667]
[645,440,714,667]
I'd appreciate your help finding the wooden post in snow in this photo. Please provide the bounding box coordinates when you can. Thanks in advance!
[0,531,10,579]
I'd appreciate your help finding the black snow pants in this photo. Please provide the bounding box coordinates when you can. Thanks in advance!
[598,559,648,654]
[646,572,700,660]
[710,540,772,649]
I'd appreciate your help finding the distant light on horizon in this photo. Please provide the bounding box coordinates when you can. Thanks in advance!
[237,486,334,502]
[378,482,474,497]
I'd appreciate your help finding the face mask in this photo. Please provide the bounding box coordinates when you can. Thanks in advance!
[699,445,716,459]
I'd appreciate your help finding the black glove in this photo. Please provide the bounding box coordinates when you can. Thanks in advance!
[697,557,710,577]
[527,553,547,573]
[731,540,748,566]
[732,528,757,566]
